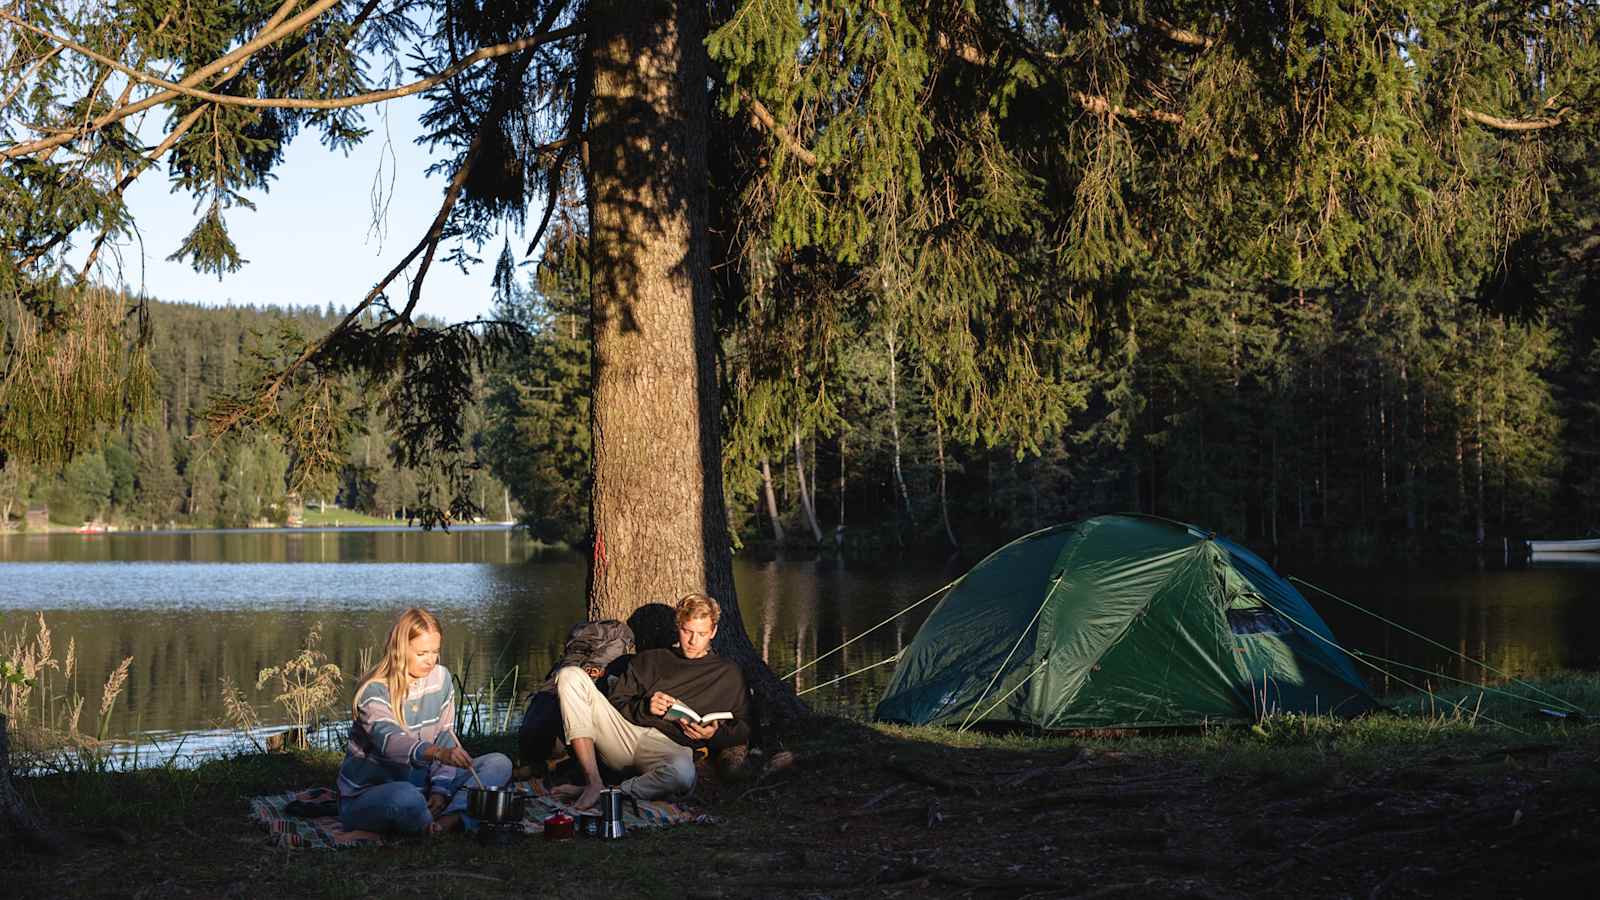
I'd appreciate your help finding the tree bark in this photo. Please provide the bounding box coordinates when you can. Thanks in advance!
[836,433,846,545]
[793,427,822,543]
[760,457,785,543]
[584,1,799,716]
[886,323,912,525]
[935,419,957,548]
[1,714,61,854]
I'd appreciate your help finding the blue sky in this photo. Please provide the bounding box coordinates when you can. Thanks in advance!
[110,95,513,324]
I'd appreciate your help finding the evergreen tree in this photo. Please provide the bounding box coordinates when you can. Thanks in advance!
[0,459,30,528]
[131,422,181,524]
[103,435,136,514]
[4,1,1598,707]
[186,452,222,527]
[62,451,113,522]
[482,233,592,544]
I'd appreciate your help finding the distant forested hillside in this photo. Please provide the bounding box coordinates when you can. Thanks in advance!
[3,241,1594,555]
[0,300,513,530]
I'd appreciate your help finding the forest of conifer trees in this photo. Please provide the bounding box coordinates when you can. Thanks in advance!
[487,218,1598,559]
[0,300,513,530]
[2,218,1592,557]
[2,1,1596,562]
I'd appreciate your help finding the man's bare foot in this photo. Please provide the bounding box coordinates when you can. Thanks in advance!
[428,812,463,834]
[551,782,605,811]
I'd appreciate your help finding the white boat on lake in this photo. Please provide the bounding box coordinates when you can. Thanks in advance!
[1527,537,1600,553]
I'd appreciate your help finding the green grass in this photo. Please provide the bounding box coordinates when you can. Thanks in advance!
[296,506,406,527]
[13,673,1600,898]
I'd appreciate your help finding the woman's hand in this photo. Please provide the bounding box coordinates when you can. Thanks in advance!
[429,744,474,769]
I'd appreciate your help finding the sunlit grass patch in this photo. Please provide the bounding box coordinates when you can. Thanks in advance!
[295,506,400,527]
[826,673,1600,775]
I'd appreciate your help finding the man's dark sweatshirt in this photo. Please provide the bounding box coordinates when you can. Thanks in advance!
[610,647,751,751]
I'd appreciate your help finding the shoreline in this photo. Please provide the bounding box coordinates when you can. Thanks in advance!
[0,521,524,537]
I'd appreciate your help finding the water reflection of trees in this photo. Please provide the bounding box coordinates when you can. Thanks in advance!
[7,535,1597,745]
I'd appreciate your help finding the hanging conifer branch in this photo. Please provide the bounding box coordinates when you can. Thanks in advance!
[0,12,583,124]
[2,0,349,159]
[1150,18,1215,50]
[743,93,819,167]
[1457,106,1571,132]
[935,21,1579,136]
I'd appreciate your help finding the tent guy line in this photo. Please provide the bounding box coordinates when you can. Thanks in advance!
[1288,576,1584,715]
[781,578,960,681]
[1246,596,1524,734]
[960,573,1064,732]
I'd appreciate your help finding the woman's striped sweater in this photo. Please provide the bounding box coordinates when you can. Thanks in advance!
[338,665,461,800]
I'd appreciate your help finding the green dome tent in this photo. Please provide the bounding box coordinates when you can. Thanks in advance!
[875,514,1378,729]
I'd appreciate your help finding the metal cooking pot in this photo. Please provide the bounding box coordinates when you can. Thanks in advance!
[464,785,526,825]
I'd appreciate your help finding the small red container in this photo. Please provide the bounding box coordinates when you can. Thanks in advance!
[542,811,575,842]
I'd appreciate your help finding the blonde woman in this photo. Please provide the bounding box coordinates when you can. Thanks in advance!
[338,608,511,835]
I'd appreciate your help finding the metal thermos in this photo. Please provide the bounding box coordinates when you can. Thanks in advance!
[598,788,627,839]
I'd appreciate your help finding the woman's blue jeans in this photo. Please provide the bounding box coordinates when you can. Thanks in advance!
[339,752,513,835]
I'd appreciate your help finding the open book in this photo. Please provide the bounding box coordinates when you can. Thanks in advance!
[662,701,732,725]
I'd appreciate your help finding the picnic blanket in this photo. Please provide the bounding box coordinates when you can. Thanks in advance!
[250,781,710,850]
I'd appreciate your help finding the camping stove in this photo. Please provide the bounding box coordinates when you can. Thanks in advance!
[477,821,525,847]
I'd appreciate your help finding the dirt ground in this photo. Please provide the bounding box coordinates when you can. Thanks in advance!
[13,718,1600,899]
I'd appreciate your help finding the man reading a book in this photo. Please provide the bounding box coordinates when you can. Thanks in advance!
[552,592,750,810]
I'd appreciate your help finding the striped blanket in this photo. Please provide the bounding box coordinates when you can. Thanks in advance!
[249,782,709,850]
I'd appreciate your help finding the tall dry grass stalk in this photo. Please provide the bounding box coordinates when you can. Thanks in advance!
[217,676,264,752]
[2,613,134,761]
[257,623,344,741]
[98,656,132,742]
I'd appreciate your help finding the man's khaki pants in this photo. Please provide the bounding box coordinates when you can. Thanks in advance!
[554,666,695,799]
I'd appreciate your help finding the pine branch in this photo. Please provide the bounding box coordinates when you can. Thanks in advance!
[937,26,1574,135]
[935,32,1185,126]
[1072,91,1186,125]
[203,67,556,439]
[3,0,346,159]
[744,93,819,168]
[1458,107,1569,132]
[1150,18,1214,50]
[397,48,541,327]
[0,11,583,125]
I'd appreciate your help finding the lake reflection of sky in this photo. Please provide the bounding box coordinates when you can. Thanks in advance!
[0,562,521,612]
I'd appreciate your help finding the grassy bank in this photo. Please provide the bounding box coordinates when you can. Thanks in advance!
[12,675,1600,898]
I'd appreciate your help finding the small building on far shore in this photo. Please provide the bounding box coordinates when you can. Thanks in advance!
[25,505,49,531]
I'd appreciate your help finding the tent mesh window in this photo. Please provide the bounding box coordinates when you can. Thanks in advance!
[1226,607,1293,637]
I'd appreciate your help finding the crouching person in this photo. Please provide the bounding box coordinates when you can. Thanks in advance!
[338,607,513,835]
[553,593,750,810]
[518,619,635,773]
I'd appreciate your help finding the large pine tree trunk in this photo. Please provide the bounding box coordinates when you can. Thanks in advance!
[584,1,799,716]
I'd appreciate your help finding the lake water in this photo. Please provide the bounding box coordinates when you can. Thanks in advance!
[2,527,1598,763]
